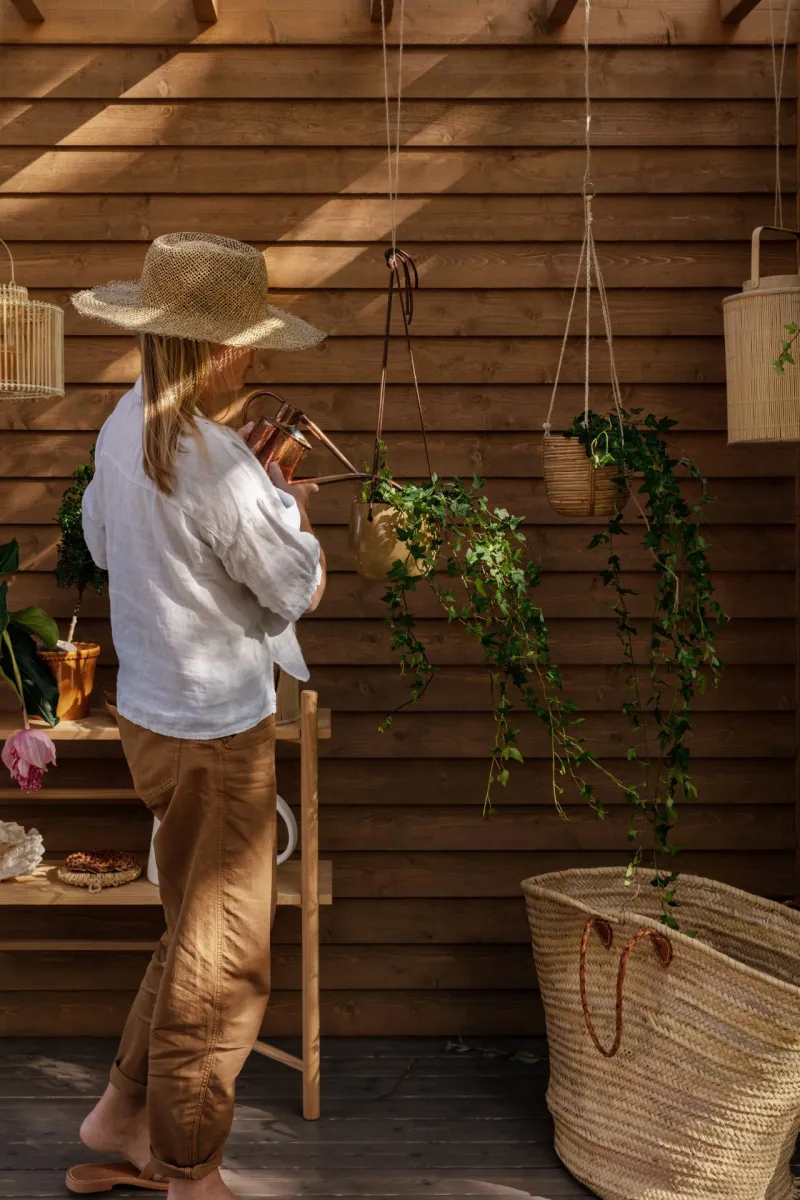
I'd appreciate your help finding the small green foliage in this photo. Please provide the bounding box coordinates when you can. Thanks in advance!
[567,407,726,923]
[773,322,799,375]
[0,538,59,726]
[366,463,624,818]
[55,448,107,641]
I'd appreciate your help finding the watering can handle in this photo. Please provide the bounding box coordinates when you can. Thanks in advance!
[241,389,286,427]
[750,226,800,288]
[579,916,673,1059]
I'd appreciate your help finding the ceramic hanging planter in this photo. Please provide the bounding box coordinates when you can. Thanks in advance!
[348,500,428,583]
[543,433,627,518]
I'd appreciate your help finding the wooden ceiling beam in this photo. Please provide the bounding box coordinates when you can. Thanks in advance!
[720,0,763,23]
[546,0,580,27]
[8,0,44,22]
[370,0,394,21]
[192,0,218,22]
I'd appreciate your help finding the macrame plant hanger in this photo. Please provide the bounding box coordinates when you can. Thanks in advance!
[0,240,64,401]
[542,0,627,518]
[348,0,434,581]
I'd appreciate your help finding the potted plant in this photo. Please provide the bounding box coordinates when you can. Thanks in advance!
[0,537,59,790]
[40,451,106,720]
[366,406,724,927]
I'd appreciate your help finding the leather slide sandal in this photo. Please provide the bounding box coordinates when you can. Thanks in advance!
[66,1160,168,1194]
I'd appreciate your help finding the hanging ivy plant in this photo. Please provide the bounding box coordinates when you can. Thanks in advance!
[563,406,726,924]
[362,459,627,818]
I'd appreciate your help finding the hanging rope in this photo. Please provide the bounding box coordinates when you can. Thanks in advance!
[380,0,405,259]
[768,0,793,228]
[540,0,674,583]
[371,0,433,485]
[543,0,625,437]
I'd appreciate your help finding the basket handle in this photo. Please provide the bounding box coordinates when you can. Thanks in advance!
[579,916,673,1059]
[750,226,800,288]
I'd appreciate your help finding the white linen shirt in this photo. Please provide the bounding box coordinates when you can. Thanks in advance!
[82,378,321,739]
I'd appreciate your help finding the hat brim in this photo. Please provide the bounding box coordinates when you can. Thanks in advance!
[71,280,325,352]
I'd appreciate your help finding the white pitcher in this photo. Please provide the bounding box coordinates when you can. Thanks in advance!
[147,796,298,887]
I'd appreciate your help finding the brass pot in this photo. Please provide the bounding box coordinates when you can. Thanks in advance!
[38,641,100,720]
[348,501,429,582]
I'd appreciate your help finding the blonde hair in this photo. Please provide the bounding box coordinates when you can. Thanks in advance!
[140,332,214,495]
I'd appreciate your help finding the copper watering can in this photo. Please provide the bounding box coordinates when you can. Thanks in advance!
[241,390,370,486]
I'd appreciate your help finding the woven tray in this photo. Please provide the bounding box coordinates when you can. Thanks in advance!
[56,863,141,892]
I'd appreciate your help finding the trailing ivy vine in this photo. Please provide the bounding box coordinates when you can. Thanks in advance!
[365,410,724,927]
[773,322,800,375]
[363,462,624,818]
[565,407,726,925]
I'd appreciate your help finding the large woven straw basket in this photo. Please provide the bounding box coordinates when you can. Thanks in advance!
[543,434,626,518]
[522,866,800,1200]
[724,226,800,443]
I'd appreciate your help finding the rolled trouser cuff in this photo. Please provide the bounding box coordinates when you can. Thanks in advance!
[109,1059,147,1103]
[147,1152,223,1181]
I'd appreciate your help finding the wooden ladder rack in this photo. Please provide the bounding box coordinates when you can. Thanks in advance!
[0,691,331,1121]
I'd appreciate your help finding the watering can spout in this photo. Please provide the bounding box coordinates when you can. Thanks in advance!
[241,389,369,486]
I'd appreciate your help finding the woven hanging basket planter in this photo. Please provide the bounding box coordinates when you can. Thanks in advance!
[0,240,64,400]
[543,434,626,518]
[724,225,800,443]
[348,501,427,583]
[523,866,800,1200]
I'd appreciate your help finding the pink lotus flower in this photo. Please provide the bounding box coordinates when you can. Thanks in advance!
[2,727,56,791]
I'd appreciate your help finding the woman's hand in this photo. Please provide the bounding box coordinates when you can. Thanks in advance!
[267,463,319,514]
[237,421,254,443]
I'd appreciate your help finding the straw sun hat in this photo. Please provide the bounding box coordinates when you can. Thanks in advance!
[71,232,325,351]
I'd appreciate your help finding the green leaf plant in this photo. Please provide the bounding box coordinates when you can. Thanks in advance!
[565,407,726,927]
[363,453,628,821]
[0,538,60,727]
[54,448,107,644]
[366,408,725,929]
[773,322,800,374]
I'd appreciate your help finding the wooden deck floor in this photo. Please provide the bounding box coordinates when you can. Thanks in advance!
[0,1037,594,1198]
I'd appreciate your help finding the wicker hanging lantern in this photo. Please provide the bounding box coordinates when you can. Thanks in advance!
[723,225,800,443]
[0,241,64,401]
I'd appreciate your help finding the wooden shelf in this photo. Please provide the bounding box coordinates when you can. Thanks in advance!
[0,861,332,908]
[0,711,331,743]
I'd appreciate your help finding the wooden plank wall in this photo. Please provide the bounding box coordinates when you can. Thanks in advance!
[0,0,798,1036]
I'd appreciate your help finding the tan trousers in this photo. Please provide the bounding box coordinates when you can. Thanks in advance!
[112,712,278,1180]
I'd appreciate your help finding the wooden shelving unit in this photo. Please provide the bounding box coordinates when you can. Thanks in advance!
[0,692,331,1120]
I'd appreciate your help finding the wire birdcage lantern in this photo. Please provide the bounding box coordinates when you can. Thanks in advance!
[0,240,64,401]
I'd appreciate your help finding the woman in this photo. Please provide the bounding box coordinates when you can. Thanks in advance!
[65,233,327,1198]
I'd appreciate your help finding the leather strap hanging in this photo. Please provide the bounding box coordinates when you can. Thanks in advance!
[370,247,432,483]
[369,0,432,495]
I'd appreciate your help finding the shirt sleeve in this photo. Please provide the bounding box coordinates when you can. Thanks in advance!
[81,475,108,570]
[219,468,321,624]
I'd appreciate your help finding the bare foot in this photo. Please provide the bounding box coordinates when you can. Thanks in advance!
[80,1081,151,1173]
[169,1170,237,1200]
